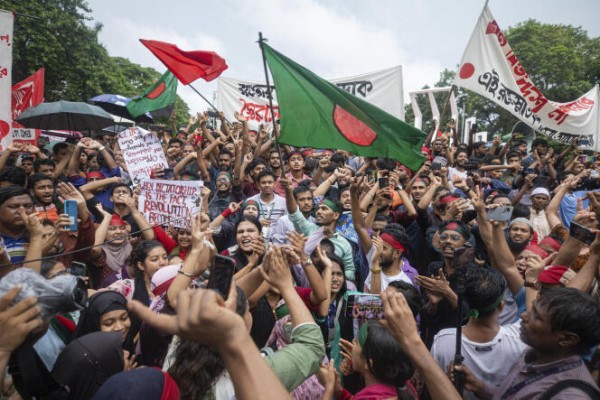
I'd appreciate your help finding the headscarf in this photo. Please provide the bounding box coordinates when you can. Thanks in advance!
[91,368,180,400]
[101,214,132,272]
[74,291,129,339]
[52,332,124,400]
[509,217,534,232]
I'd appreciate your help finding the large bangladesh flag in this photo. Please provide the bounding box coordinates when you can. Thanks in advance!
[127,71,178,118]
[262,43,426,171]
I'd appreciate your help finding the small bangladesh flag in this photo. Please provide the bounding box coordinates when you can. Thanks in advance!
[127,71,178,118]
[262,43,426,171]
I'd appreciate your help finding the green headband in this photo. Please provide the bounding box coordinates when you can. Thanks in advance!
[321,199,339,213]
[468,293,504,319]
[358,322,369,348]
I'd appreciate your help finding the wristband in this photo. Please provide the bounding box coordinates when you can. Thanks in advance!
[177,270,197,279]
[98,146,106,152]
[221,207,234,219]
[370,268,382,274]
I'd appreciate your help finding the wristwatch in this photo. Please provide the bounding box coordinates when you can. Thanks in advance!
[302,258,313,268]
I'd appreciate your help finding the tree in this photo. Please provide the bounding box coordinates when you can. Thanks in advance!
[405,20,600,140]
[4,0,190,125]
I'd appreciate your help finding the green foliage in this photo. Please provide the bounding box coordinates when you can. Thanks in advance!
[405,19,600,139]
[3,0,190,125]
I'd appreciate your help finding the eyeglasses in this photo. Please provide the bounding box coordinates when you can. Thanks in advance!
[439,233,462,242]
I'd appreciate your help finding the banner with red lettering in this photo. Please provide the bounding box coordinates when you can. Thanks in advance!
[117,127,168,184]
[217,66,404,127]
[455,5,600,149]
[138,179,202,228]
[12,68,44,145]
[0,10,13,151]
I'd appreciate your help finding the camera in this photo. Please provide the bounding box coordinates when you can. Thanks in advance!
[0,268,88,321]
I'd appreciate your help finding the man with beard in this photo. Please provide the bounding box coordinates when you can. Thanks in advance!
[27,173,61,223]
[274,151,310,196]
[363,224,418,293]
[454,288,600,399]
[529,187,551,240]
[507,218,534,257]
[241,157,267,198]
[448,150,469,191]
[417,220,471,347]
[283,181,355,281]
[208,171,242,221]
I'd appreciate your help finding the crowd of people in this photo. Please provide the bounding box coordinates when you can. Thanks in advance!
[1,110,600,399]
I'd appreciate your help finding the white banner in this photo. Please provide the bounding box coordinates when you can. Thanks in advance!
[217,66,404,127]
[0,10,13,151]
[138,179,202,228]
[455,5,600,149]
[117,127,168,184]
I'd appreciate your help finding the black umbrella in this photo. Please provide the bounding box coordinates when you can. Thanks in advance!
[16,101,115,131]
[90,94,153,123]
[99,124,128,136]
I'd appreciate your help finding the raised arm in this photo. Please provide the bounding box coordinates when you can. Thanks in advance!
[124,195,155,240]
[350,176,373,251]
[287,231,327,306]
[91,204,112,260]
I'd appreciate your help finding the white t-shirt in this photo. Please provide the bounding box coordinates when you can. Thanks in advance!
[363,245,413,292]
[430,321,529,400]
[448,167,468,191]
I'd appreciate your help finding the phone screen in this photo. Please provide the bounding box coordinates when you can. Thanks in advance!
[64,199,78,231]
[570,222,596,245]
[378,177,389,188]
[207,255,236,299]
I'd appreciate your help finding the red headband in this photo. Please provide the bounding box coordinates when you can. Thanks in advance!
[110,214,126,226]
[380,233,406,252]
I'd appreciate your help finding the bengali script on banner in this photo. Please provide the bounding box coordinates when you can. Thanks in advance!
[0,10,13,151]
[118,127,168,183]
[138,179,202,229]
[217,66,404,127]
[455,5,600,149]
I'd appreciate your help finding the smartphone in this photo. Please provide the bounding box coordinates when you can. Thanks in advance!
[486,205,514,222]
[70,261,88,277]
[64,199,78,231]
[570,222,596,245]
[207,255,236,299]
[533,175,550,188]
[378,177,389,189]
[163,168,175,179]
[463,162,479,171]
[431,162,442,172]
[345,294,384,320]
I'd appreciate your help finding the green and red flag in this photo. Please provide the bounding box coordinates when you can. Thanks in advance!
[127,71,178,118]
[262,43,426,171]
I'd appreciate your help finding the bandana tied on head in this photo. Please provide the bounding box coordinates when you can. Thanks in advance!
[110,213,126,226]
[439,195,460,205]
[320,198,339,213]
[539,236,562,252]
[86,171,105,181]
[217,171,233,182]
[380,233,406,253]
[468,293,504,319]
[524,244,549,259]
[242,199,263,215]
[439,220,470,240]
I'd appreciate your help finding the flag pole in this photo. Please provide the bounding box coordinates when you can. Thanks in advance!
[187,83,219,112]
[257,32,283,160]
[438,85,455,142]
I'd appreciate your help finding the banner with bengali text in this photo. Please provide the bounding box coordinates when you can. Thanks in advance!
[0,10,13,151]
[217,66,404,127]
[455,5,600,149]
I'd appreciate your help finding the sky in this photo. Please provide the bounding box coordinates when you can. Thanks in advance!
[87,0,600,115]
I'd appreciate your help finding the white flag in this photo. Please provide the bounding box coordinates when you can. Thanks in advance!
[0,10,13,151]
[455,4,600,149]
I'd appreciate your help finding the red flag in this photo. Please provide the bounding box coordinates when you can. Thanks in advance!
[140,39,228,85]
[12,68,45,126]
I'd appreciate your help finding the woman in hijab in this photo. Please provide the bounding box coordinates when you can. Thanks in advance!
[90,209,133,289]
[91,368,180,400]
[52,331,125,400]
[74,291,133,350]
